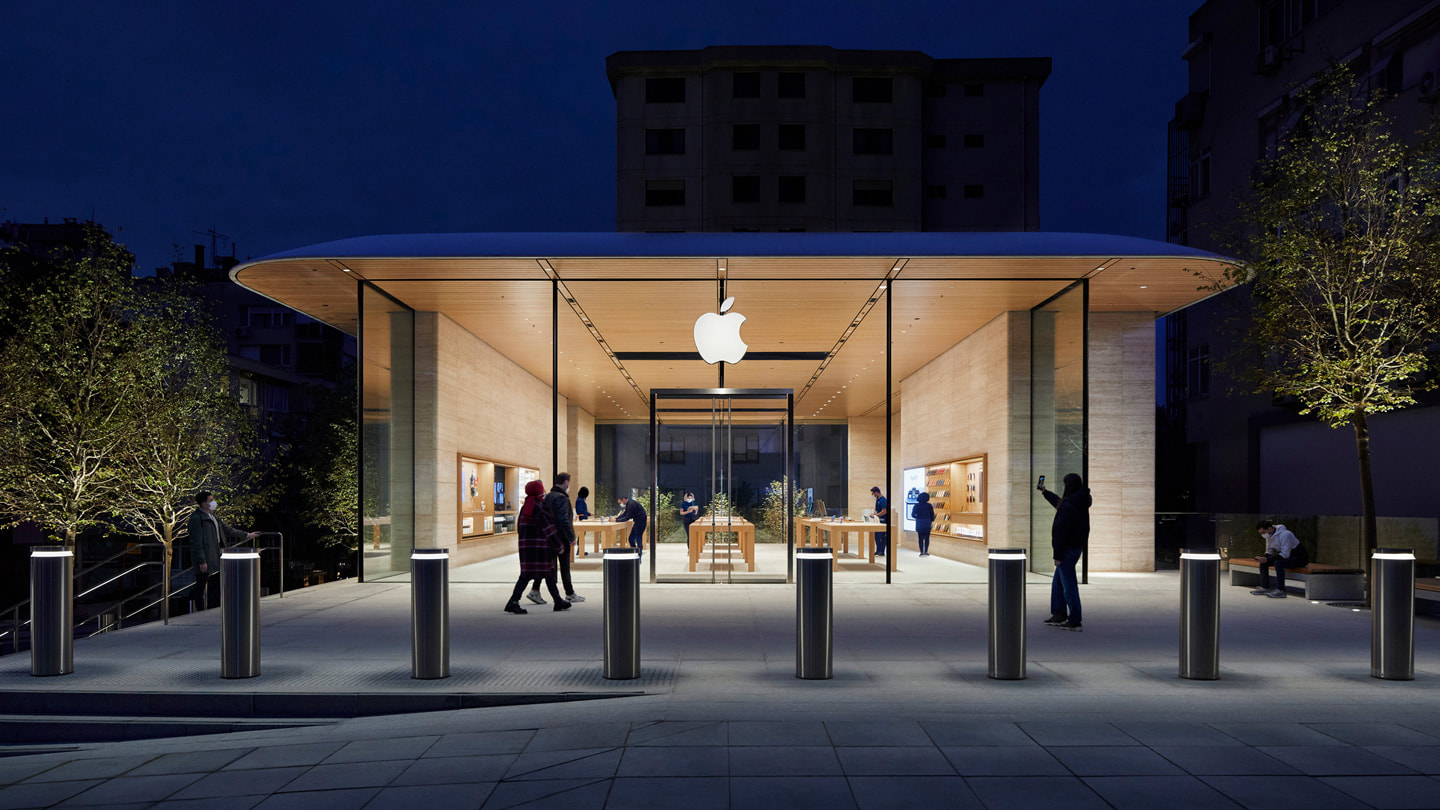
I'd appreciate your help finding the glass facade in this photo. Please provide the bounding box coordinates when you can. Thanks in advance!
[1029,281,1087,574]
[360,283,415,582]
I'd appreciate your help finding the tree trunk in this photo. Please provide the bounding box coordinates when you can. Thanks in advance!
[161,524,172,626]
[1353,410,1378,604]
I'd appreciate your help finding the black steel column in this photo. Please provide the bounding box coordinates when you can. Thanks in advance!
[885,281,892,584]
[553,278,559,479]
[649,393,658,583]
[787,392,795,584]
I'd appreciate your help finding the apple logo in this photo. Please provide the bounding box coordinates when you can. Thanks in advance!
[694,296,748,365]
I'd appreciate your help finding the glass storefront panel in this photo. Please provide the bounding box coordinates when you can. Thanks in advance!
[361,284,415,581]
[1029,282,1086,574]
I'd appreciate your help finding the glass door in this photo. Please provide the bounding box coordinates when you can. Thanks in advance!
[1029,281,1087,576]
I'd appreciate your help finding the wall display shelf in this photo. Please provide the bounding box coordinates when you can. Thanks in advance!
[458,454,538,542]
[923,454,986,543]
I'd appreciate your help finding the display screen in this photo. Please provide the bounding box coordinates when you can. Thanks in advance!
[902,467,924,531]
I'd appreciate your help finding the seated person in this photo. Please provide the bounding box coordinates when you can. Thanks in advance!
[1253,520,1309,598]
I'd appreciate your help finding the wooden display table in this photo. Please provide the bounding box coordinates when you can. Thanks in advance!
[798,518,827,549]
[573,519,634,560]
[687,517,756,572]
[817,521,896,570]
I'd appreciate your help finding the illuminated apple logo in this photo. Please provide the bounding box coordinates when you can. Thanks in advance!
[694,297,748,365]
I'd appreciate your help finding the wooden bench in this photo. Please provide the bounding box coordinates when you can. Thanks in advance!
[1228,557,1365,601]
[1416,578,1440,613]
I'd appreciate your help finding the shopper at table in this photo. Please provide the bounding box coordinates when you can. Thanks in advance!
[575,486,591,521]
[504,480,570,615]
[913,492,935,557]
[613,494,648,555]
[870,486,890,557]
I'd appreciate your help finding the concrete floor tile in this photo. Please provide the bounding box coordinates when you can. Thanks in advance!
[425,731,535,758]
[727,747,842,777]
[1366,746,1440,774]
[1260,745,1418,776]
[224,743,347,770]
[524,724,629,752]
[730,777,855,809]
[392,755,515,785]
[824,720,931,746]
[169,767,307,800]
[277,760,409,792]
[919,720,1034,746]
[479,778,608,809]
[1209,723,1346,746]
[847,776,984,809]
[616,747,727,778]
[58,773,201,805]
[1307,723,1440,746]
[505,749,622,781]
[22,757,149,783]
[1084,775,1243,809]
[603,777,725,810]
[1114,721,1246,747]
[0,760,60,787]
[1018,721,1140,746]
[1049,746,1185,775]
[1151,747,1302,776]
[834,746,955,776]
[323,736,437,763]
[964,776,1113,810]
[625,722,726,747]
[251,788,380,810]
[726,721,829,746]
[1319,775,1440,809]
[151,797,262,810]
[129,749,255,776]
[940,746,1068,776]
[1201,775,1369,809]
[0,779,102,810]
[363,783,492,810]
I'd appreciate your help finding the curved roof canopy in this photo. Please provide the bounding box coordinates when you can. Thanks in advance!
[233,232,1235,420]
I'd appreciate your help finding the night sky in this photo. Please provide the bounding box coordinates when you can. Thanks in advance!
[3,1,1200,273]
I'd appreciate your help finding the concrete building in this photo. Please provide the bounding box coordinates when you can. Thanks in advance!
[1161,0,1440,560]
[608,47,1049,233]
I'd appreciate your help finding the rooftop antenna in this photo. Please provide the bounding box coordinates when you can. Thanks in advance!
[192,227,231,269]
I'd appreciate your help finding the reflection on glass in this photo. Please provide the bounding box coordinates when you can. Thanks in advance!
[361,285,415,581]
[1030,283,1086,574]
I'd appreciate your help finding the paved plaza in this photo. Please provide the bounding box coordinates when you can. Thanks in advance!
[2,550,1439,809]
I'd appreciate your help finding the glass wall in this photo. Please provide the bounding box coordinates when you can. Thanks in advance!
[1029,282,1086,574]
[360,283,415,581]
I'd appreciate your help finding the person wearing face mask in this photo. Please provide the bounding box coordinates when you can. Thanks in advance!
[679,492,699,533]
[540,472,584,604]
[185,491,259,611]
[1252,521,1308,598]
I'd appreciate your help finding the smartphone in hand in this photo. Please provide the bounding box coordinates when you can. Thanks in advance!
[1036,475,1045,491]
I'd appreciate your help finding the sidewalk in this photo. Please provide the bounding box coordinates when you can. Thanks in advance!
[1,557,1438,809]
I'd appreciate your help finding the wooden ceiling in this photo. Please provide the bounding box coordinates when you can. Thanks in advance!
[234,250,1235,421]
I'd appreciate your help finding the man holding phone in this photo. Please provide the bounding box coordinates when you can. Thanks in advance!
[1038,474,1090,631]
[1253,521,1307,597]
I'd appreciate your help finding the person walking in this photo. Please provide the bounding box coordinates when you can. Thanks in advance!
[1039,473,1091,631]
[912,492,935,557]
[540,472,584,604]
[504,479,571,614]
[870,486,890,557]
[185,491,259,611]
[613,494,648,554]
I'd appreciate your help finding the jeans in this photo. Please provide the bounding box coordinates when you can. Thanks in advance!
[629,522,646,552]
[556,542,575,595]
[1051,548,1083,623]
[510,571,562,604]
[916,525,931,555]
[1259,557,1294,590]
[189,567,217,611]
[875,531,888,556]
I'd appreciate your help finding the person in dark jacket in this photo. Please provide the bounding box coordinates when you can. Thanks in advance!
[612,494,648,553]
[912,492,936,557]
[575,486,591,521]
[540,473,584,604]
[1039,473,1091,631]
[505,480,571,614]
[185,491,258,611]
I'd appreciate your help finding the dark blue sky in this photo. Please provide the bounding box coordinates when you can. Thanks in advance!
[3,1,1200,272]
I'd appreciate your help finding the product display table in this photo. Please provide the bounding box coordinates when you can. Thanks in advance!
[817,521,894,569]
[798,519,827,548]
[573,519,634,560]
[687,517,756,572]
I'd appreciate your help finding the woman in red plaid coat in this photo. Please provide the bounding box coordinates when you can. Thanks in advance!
[504,479,572,614]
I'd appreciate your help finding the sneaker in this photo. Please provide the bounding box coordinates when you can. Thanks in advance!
[1059,620,1083,631]
[1267,589,1287,598]
[1043,614,1068,625]
[1250,587,1271,595]
[566,592,585,603]
[525,590,546,605]
[504,602,528,615]
[553,599,572,611]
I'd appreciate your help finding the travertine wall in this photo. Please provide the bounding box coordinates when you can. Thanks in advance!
[1087,312,1156,571]
[847,416,889,519]
[567,403,596,491]
[899,312,1030,565]
[415,313,592,567]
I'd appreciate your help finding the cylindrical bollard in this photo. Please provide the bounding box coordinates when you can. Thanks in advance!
[30,547,73,677]
[1179,548,1221,680]
[1372,548,1415,681]
[988,548,1027,680]
[796,546,834,680]
[411,548,450,680]
[221,548,261,679]
[603,547,641,680]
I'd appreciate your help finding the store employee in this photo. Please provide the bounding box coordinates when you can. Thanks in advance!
[871,486,889,557]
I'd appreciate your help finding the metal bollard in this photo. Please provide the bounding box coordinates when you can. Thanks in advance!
[1179,548,1221,680]
[1372,548,1415,681]
[411,548,450,680]
[221,548,261,679]
[796,546,834,680]
[603,547,641,680]
[988,548,1026,680]
[30,547,73,677]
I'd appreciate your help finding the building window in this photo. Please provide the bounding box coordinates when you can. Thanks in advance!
[964,83,985,97]
[963,184,985,199]
[926,184,947,199]
[1190,149,1212,200]
[778,176,807,203]
[263,385,290,414]
[853,180,893,207]
[245,344,292,366]
[247,306,291,328]
[852,76,893,103]
[645,179,686,207]
[732,124,760,151]
[778,124,806,151]
[235,378,256,406]
[733,72,760,98]
[963,133,985,148]
[645,77,685,103]
[732,175,760,203]
[1187,344,1210,398]
[778,72,805,98]
[645,128,685,155]
[926,134,947,149]
[853,128,893,155]
[926,82,947,97]
[296,341,325,374]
